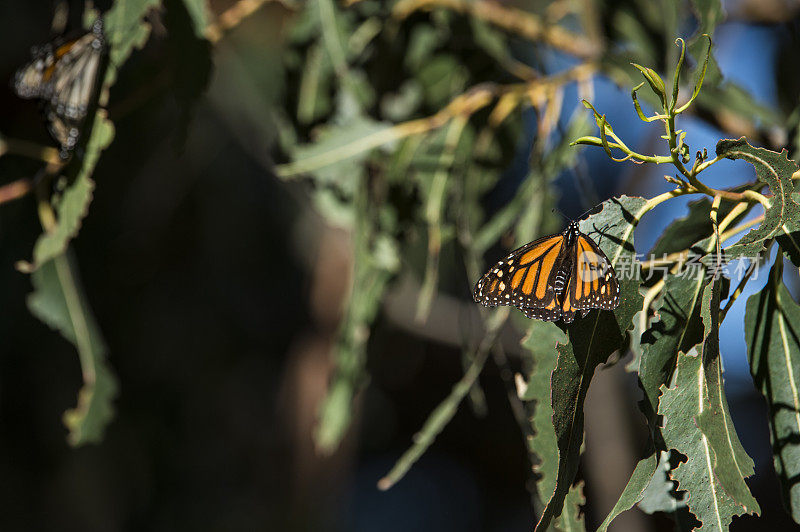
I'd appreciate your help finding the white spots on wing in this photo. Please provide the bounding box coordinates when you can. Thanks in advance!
[497,270,503,278]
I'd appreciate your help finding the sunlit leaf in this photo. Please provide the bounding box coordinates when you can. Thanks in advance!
[715,138,800,263]
[658,280,760,529]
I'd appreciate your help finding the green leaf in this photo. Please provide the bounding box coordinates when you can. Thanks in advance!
[715,138,800,263]
[25,115,114,270]
[101,0,164,94]
[744,261,800,523]
[520,321,567,507]
[658,280,760,530]
[555,481,586,532]
[535,196,646,532]
[638,451,688,515]
[675,34,711,114]
[631,63,667,108]
[279,113,394,181]
[417,54,468,108]
[180,0,210,38]
[314,184,399,453]
[27,253,118,446]
[688,0,724,86]
[639,267,711,432]
[596,453,658,531]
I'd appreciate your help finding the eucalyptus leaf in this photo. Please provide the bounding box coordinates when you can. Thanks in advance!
[744,261,800,523]
[28,253,117,446]
[658,280,760,530]
[520,321,567,507]
[715,138,800,263]
[180,0,210,38]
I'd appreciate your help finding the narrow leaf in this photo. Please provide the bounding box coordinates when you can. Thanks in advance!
[27,253,118,446]
[520,321,567,506]
[379,309,509,489]
[597,453,658,531]
[315,187,399,452]
[744,261,800,523]
[181,0,210,38]
[658,280,760,530]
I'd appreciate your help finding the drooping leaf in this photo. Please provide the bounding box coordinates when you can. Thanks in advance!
[180,0,210,38]
[638,265,711,433]
[27,253,118,446]
[744,261,800,524]
[658,280,760,530]
[535,196,646,532]
[27,114,114,269]
[596,453,658,531]
[520,321,567,508]
[555,481,586,532]
[637,451,688,515]
[314,181,399,453]
[715,138,800,263]
[416,117,470,321]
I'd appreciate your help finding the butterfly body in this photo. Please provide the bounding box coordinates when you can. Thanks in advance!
[13,19,106,158]
[473,220,620,323]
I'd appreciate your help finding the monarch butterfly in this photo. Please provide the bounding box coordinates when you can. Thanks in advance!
[473,220,620,323]
[13,19,106,158]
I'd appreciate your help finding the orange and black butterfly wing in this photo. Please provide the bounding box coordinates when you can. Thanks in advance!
[567,233,620,314]
[473,233,565,321]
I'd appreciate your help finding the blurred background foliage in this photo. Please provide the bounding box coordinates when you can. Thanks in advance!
[2,0,800,530]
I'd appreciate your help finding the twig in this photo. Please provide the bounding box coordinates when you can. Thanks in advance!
[206,0,297,43]
[392,0,600,60]
[277,65,595,178]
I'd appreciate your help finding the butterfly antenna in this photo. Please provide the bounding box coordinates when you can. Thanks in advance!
[551,207,571,223]
[576,203,604,221]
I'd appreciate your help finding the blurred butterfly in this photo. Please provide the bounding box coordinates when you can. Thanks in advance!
[473,219,620,323]
[13,19,106,159]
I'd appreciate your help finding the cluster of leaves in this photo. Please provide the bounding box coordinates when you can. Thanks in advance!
[0,0,210,445]
[273,0,800,531]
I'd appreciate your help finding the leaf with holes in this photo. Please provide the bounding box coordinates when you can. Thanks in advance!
[520,320,566,508]
[658,279,760,530]
[715,138,800,264]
